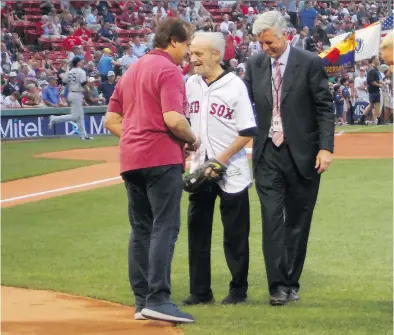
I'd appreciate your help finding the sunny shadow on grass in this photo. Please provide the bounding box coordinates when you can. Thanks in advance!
[2,159,392,335]
[1,136,119,182]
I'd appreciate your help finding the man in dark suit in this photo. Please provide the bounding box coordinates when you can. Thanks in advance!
[244,11,335,306]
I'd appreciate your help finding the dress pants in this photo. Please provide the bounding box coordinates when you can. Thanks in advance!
[255,140,320,295]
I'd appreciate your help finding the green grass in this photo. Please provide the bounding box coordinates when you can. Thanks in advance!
[2,159,392,335]
[1,136,119,182]
[336,124,393,133]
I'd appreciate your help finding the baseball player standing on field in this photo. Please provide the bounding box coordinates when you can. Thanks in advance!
[49,56,93,140]
[183,32,257,306]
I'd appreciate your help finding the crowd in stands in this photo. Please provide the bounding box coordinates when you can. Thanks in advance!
[0,0,392,123]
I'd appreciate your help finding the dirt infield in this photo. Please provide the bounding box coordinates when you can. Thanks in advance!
[2,287,181,335]
[1,132,392,335]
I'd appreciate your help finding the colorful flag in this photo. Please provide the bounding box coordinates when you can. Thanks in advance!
[320,33,356,76]
[330,24,381,61]
[380,15,393,37]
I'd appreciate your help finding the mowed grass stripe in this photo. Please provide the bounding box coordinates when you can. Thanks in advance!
[336,124,393,133]
[2,159,392,335]
[1,136,119,182]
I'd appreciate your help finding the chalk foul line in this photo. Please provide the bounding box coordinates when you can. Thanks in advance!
[1,176,122,204]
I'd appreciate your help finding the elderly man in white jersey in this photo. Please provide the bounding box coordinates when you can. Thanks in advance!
[49,56,93,140]
[183,32,256,306]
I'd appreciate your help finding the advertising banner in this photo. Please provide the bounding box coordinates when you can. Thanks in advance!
[1,113,111,139]
[353,99,369,120]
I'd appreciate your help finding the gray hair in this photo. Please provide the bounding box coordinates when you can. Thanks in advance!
[252,11,288,37]
[193,32,226,61]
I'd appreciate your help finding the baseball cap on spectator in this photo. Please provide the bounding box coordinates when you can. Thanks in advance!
[103,48,112,54]
[28,70,36,77]
[248,7,254,12]
[107,71,115,77]
[9,72,17,77]
[88,77,96,83]
[40,80,49,87]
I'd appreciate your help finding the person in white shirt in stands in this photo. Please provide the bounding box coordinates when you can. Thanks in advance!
[354,67,368,102]
[67,45,83,64]
[186,2,199,20]
[248,34,261,56]
[220,14,233,33]
[246,7,256,24]
[152,2,167,18]
[119,46,138,74]
[3,91,21,108]
[291,26,308,50]
[86,7,102,31]
[132,36,148,58]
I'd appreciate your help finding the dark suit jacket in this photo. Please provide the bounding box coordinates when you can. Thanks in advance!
[244,47,335,179]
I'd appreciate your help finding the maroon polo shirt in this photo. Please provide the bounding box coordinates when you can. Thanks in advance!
[107,49,187,173]
[118,12,135,25]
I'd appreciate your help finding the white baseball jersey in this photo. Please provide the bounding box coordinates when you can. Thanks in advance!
[63,68,87,93]
[186,72,256,194]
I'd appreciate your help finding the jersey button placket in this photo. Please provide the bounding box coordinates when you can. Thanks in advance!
[201,89,210,163]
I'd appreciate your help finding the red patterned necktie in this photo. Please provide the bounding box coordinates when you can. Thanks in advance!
[272,60,284,147]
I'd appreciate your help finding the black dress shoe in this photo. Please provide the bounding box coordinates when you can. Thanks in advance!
[288,289,300,302]
[269,290,288,306]
[221,294,247,305]
[183,294,214,306]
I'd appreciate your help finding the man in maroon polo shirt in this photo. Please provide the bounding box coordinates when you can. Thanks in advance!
[104,18,198,324]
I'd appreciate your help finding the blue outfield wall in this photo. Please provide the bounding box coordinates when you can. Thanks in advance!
[1,106,110,139]
[1,101,368,139]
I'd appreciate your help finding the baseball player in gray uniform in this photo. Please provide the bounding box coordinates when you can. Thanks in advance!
[183,32,257,306]
[49,56,93,140]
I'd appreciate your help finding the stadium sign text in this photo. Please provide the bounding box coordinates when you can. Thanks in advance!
[1,114,110,139]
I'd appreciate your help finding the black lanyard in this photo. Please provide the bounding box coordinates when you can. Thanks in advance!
[271,69,283,112]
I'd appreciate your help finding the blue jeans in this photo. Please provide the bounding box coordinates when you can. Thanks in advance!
[122,164,183,308]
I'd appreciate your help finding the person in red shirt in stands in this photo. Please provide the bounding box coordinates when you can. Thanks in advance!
[73,21,92,42]
[134,8,146,28]
[223,31,235,69]
[119,0,143,12]
[118,6,136,28]
[104,17,197,324]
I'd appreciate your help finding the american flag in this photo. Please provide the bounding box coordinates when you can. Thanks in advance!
[381,15,393,37]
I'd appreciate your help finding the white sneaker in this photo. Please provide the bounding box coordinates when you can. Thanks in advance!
[134,312,148,320]
[81,136,94,140]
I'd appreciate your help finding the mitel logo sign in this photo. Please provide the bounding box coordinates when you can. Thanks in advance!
[63,115,111,135]
[0,114,111,138]
[0,118,44,138]
[90,115,111,135]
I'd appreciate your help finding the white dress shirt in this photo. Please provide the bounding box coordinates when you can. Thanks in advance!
[268,43,291,138]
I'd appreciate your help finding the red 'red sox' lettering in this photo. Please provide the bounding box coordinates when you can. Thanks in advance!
[189,101,200,114]
[209,103,233,119]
